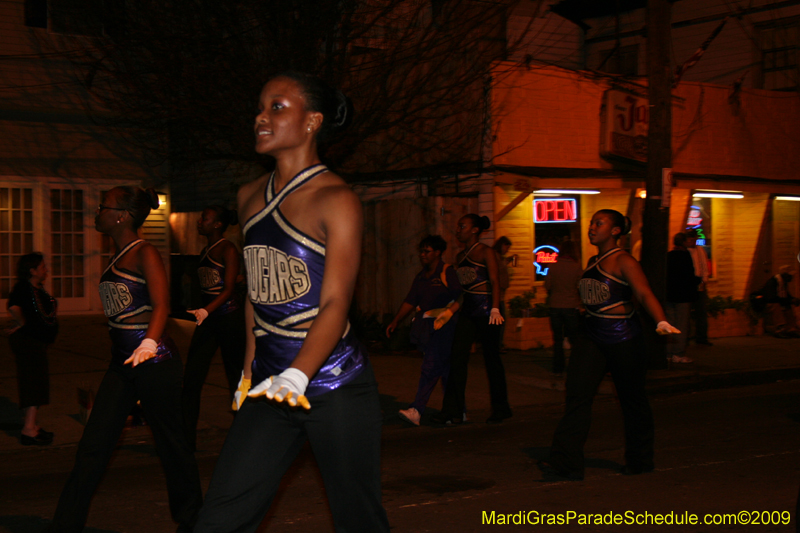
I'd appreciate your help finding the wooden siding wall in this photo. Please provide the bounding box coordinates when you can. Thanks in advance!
[709,195,770,299]
[355,196,478,318]
[493,183,534,300]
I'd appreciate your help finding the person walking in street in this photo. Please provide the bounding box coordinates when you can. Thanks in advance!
[432,214,512,425]
[665,232,700,364]
[544,241,582,375]
[194,72,389,533]
[6,252,58,446]
[686,228,713,346]
[540,209,679,481]
[181,205,246,452]
[386,235,462,426]
[50,186,203,533]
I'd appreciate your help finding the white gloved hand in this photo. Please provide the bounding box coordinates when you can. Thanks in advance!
[249,368,311,410]
[656,321,681,335]
[124,338,158,367]
[189,308,209,326]
[231,371,251,411]
[489,307,504,326]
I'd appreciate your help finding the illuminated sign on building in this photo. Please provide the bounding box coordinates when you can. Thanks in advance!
[534,199,577,223]
[533,245,560,276]
[600,89,649,163]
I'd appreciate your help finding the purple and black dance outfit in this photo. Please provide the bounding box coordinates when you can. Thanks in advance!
[403,260,461,415]
[181,237,245,451]
[51,240,202,533]
[439,243,512,421]
[195,165,389,533]
[548,247,655,477]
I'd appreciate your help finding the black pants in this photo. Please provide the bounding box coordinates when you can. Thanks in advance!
[10,333,50,408]
[194,363,389,533]
[181,308,246,451]
[549,332,654,475]
[441,313,510,418]
[692,290,709,343]
[549,308,581,374]
[51,357,203,533]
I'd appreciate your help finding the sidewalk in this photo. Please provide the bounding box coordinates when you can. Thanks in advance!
[1,315,799,454]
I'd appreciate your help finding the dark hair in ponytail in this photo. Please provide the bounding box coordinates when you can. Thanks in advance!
[271,71,353,143]
[115,186,159,229]
[207,205,238,231]
[463,213,491,233]
[596,209,631,237]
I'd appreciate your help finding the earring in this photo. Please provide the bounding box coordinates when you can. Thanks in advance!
[307,127,312,132]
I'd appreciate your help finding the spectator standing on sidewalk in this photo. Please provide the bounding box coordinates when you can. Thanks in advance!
[6,252,58,446]
[386,235,462,426]
[666,233,701,364]
[544,241,582,375]
[761,265,800,338]
[686,229,712,346]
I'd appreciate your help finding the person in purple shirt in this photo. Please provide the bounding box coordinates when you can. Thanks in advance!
[386,235,462,426]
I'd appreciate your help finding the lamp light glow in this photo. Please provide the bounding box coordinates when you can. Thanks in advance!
[692,190,743,199]
[535,189,601,195]
[775,196,800,201]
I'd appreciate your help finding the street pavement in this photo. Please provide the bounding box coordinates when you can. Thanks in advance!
[1,315,799,532]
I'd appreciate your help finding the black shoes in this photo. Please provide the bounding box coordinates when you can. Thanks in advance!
[20,428,53,446]
[537,460,584,481]
[486,410,513,424]
[430,412,463,426]
[619,464,654,476]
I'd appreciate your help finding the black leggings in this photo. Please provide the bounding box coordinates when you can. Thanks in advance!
[181,308,245,450]
[194,363,389,533]
[549,332,654,474]
[441,313,510,418]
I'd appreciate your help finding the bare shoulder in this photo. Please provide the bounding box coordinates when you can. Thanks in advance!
[311,172,362,219]
[237,174,270,222]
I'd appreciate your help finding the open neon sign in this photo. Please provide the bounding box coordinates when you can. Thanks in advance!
[534,199,577,223]
[533,245,560,276]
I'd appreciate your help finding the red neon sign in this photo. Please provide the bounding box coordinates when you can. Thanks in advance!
[536,251,558,263]
[534,199,577,223]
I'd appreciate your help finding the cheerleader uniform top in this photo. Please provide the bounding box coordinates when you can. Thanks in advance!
[198,238,239,317]
[456,243,492,317]
[99,239,174,366]
[578,247,641,345]
[241,164,365,397]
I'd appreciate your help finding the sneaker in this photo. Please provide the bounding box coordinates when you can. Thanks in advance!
[398,407,421,426]
[670,355,694,363]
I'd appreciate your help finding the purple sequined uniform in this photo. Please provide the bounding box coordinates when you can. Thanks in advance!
[578,248,641,345]
[99,240,176,366]
[456,244,492,318]
[242,164,365,397]
[198,239,239,317]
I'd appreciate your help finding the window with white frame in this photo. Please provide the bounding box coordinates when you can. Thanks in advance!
[0,188,35,299]
[50,188,86,299]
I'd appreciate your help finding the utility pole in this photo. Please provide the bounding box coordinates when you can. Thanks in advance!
[643,0,672,366]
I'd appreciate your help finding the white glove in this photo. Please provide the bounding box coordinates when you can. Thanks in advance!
[489,307,504,326]
[189,308,209,326]
[656,321,681,335]
[249,368,311,410]
[124,338,158,367]
[231,372,251,411]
